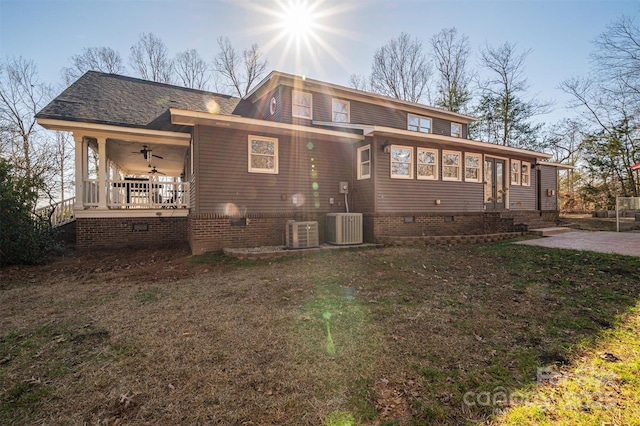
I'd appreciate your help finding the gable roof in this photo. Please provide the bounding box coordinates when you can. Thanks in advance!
[245,71,478,124]
[36,71,240,131]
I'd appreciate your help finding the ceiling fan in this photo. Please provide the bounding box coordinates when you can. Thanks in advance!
[149,166,165,175]
[133,145,163,161]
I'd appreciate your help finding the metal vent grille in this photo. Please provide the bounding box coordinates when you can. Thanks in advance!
[286,221,319,249]
[326,213,363,245]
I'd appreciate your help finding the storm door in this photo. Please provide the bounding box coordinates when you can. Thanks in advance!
[484,158,506,210]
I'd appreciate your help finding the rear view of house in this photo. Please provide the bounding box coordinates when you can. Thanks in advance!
[36,71,569,253]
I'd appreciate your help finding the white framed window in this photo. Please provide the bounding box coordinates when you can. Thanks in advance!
[451,122,462,138]
[522,162,531,186]
[332,98,350,123]
[417,148,438,180]
[442,150,462,181]
[510,159,521,185]
[248,135,278,174]
[408,114,432,133]
[390,145,414,179]
[292,90,312,119]
[464,153,482,182]
[357,145,371,180]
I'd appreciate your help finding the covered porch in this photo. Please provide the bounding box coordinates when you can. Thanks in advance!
[38,120,192,214]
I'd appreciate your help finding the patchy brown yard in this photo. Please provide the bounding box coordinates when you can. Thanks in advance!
[1,241,639,425]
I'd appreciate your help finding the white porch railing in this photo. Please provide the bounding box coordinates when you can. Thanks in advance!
[82,179,190,209]
[34,197,76,228]
[83,179,99,207]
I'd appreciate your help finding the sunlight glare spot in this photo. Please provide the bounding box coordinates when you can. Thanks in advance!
[205,98,220,114]
[281,1,314,39]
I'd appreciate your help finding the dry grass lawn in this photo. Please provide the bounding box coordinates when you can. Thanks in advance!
[1,240,639,425]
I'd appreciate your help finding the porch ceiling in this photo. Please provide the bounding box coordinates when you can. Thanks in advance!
[107,140,187,176]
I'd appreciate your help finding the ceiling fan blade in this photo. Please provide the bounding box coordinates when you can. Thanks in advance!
[152,154,163,159]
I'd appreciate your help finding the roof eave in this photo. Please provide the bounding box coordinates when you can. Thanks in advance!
[537,161,575,170]
[365,126,553,159]
[36,118,191,145]
[169,108,364,142]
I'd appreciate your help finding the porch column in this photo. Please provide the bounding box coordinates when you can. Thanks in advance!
[97,137,108,209]
[73,135,86,209]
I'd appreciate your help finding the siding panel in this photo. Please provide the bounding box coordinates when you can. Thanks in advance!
[277,86,469,137]
[539,165,558,211]
[374,136,484,213]
[509,166,537,210]
[195,126,354,215]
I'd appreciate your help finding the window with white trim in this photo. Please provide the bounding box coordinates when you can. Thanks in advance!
[390,145,413,179]
[292,90,312,119]
[464,153,481,182]
[521,162,531,186]
[451,122,462,138]
[417,148,438,180]
[357,145,371,180]
[332,98,350,123]
[510,160,521,185]
[442,150,462,181]
[248,135,278,174]
[408,114,432,133]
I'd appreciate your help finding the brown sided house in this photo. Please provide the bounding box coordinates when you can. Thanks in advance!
[36,71,569,254]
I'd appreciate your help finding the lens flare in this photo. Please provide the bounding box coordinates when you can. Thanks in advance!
[238,1,359,78]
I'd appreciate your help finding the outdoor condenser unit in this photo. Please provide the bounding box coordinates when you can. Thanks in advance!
[286,220,319,249]
[326,213,363,245]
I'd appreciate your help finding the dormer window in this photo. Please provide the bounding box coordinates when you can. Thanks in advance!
[332,99,350,123]
[292,90,312,119]
[408,114,431,133]
[451,122,462,138]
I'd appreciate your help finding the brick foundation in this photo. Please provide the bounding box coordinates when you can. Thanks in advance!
[364,211,536,243]
[76,216,188,249]
[189,212,326,254]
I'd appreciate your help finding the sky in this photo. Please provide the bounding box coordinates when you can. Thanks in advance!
[1,0,639,124]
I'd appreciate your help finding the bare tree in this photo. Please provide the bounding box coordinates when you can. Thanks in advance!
[561,75,639,198]
[369,33,432,104]
[0,57,53,184]
[129,33,174,83]
[430,27,473,113]
[214,37,267,97]
[51,131,74,200]
[174,49,210,90]
[474,42,549,148]
[348,73,369,91]
[62,47,125,85]
[591,15,640,100]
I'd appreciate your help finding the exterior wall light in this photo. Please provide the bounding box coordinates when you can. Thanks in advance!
[382,140,391,154]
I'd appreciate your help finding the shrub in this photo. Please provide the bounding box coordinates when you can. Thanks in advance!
[0,159,58,265]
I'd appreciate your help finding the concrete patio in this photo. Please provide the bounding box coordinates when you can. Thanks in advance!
[516,230,640,257]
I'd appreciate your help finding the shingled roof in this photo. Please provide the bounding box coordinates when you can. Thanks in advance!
[36,71,241,131]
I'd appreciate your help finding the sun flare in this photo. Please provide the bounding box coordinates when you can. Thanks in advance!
[243,0,359,78]
[279,1,316,41]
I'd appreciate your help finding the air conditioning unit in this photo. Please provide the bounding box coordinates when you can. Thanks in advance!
[286,220,319,249]
[326,213,363,245]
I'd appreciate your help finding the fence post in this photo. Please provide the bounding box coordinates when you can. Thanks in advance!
[616,196,620,233]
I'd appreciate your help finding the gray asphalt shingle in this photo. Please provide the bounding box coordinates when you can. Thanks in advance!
[36,71,241,131]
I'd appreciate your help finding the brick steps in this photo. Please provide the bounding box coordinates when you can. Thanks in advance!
[524,221,558,229]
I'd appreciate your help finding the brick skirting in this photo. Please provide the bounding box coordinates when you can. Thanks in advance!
[189,212,326,255]
[76,216,188,249]
[376,232,522,246]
